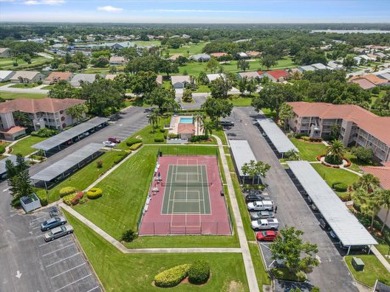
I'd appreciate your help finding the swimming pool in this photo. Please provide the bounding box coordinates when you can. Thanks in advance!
[179,117,193,124]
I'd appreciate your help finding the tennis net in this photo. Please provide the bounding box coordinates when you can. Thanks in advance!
[161,182,212,187]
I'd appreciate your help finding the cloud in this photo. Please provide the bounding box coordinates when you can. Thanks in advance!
[0,0,16,2]
[97,5,123,13]
[24,0,64,5]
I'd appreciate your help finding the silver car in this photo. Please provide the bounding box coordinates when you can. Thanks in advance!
[250,210,274,220]
[44,225,74,242]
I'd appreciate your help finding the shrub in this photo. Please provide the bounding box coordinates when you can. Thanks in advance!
[114,153,128,164]
[59,186,77,198]
[0,145,5,154]
[351,146,373,164]
[324,155,342,165]
[190,135,209,142]
[121,229,138,242]
[154,134,165,143]
[36,192,48,206]
[63,193,78,206]
[129,142,142,151]
[338,192,352,202]
[168,133,179,139]
[159,128,166,133]
[154,264,191,288]
[126,138,142,147]
[31,128,58,137]
[294,133,303,139]
[70,191,84,205]
[188,260,210,285]
[332,182,348,192]
[87,187,103,199]
[96,160,103,168]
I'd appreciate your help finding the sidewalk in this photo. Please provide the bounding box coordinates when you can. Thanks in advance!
[212,134,260,292]
[371,246,390,273]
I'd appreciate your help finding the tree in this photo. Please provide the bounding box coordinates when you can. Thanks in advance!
[237,59,249,71]
[209,77,232,99]
[93,56,109,68]
[242,160,271,185]
[206,58,220,73]
[353,187,383,229]
[325,140,345,165]
[130,71,158,97]
[48,80,78,99]
[279,103,294,131]
[260,54,277,70]
[13,111,32,128]
[238,77,248,95]
[343,56,357,69]
[66,103,88,123]
[198,71,209,85]
[246,79,258,96]
[6,155,33,205]
[147,87,178,114]
[148,109,159,131]
[201,98,233,124]
[351,146,374,164]
[380,190,390,232]
[72,52,89,69]
[182,88,193,103]
[353,174,381,194]
[270,227,319,276]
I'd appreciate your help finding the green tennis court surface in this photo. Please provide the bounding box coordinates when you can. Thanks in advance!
[161,164,211,214]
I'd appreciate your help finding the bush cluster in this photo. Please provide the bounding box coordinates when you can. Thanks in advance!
[129,142,142,151]
[126,138,142,147]
[154,134,165,142]
[190,135,209,142]
[325,155,342,165]
[0,145,5,154]
[338,192,352,202]
[70,192,84,205]
[154,264,191,288]
[31,128,58,138]
[332,182,348,192]
[87,188,103,199]
[59,186,77,198]
[63,193,78,206]
[168,133,180,139]
[114,153,129,164]
[188,260,210,284]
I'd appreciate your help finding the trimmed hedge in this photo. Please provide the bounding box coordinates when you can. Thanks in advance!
[188,260,210,285]
[154,264,190,288]
[129,142,142,151]
[87,187,103,199]
[154,134,165,143]
[114,152,129,164]
[31,128,58,137]
[59,186,77,198]
[63,193,78,206]
[70,192,84,205]
[190,135,209,143]
[332,182,348,192]
[126,138,142,147]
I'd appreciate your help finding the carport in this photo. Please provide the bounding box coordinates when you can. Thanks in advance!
[229,140,258,183]
[256,118,298,157]
[31,143,103,189]
[32,117,109,156]
[287,161,377,254]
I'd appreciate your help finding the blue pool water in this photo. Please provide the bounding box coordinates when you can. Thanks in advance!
[180,117,193,124]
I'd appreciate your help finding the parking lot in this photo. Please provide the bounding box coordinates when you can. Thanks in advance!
[29,209,101,292]
[226,107,358,292]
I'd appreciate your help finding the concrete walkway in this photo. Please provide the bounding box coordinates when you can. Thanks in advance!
[212,134,259,292]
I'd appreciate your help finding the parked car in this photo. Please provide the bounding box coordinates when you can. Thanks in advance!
[256,230,278,241]
[102,141,116,147]
[108,137,121,143]
[49,206,59,218]
[251,218,279,231]
[245,193,265,203]
[44,225,74,242]
[220,120,234,127]
[250,210,274,220]
[40,216,67,231]
[247,200,273,211]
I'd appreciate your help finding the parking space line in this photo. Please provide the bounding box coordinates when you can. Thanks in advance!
[42,243,75,257]
[85,286,100,292]
[32,225,42,230]
[46,252,80,268]
[51,262,86,279]
[39,237,72,247]
[30,216,47,223]
[54,274,92,292]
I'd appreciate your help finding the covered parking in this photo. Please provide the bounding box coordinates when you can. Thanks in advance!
[256,118,298,157]
[31,143,103,189]
[32,117,109,156]
[229,140,258,184]
[287,161,377,254]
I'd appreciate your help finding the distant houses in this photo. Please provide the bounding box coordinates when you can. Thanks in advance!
[237,71,260,80]
[0,48,11,58]
[44,72,73,85]
[109,56,128,66]
[263,70,289,83]
[190,54,211,62]
[0,70,15,82]
[10,71,44,83]
[349,74,389,90]
[171,75,191,89]
[70,74,97,87]
[206,73,225,83]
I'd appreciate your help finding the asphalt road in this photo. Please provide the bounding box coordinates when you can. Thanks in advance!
[226,107,358,292]
[0,106,148,292]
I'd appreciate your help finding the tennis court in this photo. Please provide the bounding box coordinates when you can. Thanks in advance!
[139,155,232,235]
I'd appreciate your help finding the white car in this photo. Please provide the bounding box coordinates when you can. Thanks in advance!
[44,225,74,242]
[102,141,116,147]
[247,200,274,211]
[251,218,279,231]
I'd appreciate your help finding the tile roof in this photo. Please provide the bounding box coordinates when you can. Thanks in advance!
[238,71,260,79]
[70,74,96,87]
[0,126,26,134]
[0,98,85,114]
[109,56,127,63]
[178,124,195,134]
[210,52,228,58]
[11,71,41,80]
[361,166,390,190]
[45,71,73,83]
[288,102,390,145]
[350,78,376,90]
[266,70,289,80]
[246,51,261,57]
[349,74,388,86]
[171,75,191,84]
[0,48,10,54]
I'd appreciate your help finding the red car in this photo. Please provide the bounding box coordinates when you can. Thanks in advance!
[256,230,278,242]
[108,137,121,143]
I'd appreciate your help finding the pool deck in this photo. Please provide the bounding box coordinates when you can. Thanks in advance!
[169,115,204,136]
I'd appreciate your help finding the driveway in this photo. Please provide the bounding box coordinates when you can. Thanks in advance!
[178,93,208,110]
[225,107,358,292]
[0,83,49,95]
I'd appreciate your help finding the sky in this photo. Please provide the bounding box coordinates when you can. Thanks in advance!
[0,0,389,23]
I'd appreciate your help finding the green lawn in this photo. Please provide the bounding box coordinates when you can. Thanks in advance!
[376,244,390,263]
[10,136,46,156]
[0,56,50,70]
[9,83,39,89]
[229,96,253,107]
[311,163,359,190]
[36,150,126,202]
[345,255,390,287]
[66,212,250,292]
[248,242,271,286]
[193,84,211,93]
[0,91,47,99]
[133,40,161,47]
[290,138,327,161]
[165,42,207,57]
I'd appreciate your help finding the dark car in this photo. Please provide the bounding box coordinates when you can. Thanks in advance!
[245,193,265,203]
[220,120,234,127]
[250,210,274,220]
[40,216,67,231]
[49,206,59,218]
[108,137,121,143]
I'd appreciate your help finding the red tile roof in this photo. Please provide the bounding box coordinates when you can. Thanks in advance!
[178,124,195,134]
[288,102,390,145]
[350,78,376,90]
[361,166,390,190]
[266,70,289,80]
[349,74,388,86]
[210,52,228,58]
[45,71,73,83]
[0,126,26,134]
[0,98,85,114]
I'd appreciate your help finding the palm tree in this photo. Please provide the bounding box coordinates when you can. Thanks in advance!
[380,190,390,232]
[148,110,159,132]
[352,174,380,194]
[325,140,345,165]
[66,104,88,123]
[279,103,294,131]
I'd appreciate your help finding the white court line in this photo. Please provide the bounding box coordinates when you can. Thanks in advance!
[46,252,80,268]
[85,286,100,292]
[54,274,92,292]
[42,243,75,257]
[51,262,86,279]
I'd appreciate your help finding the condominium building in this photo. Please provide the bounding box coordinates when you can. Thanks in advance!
[287,102,390,163]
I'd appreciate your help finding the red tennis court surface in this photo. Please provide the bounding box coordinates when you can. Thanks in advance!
[139,155,232,235]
